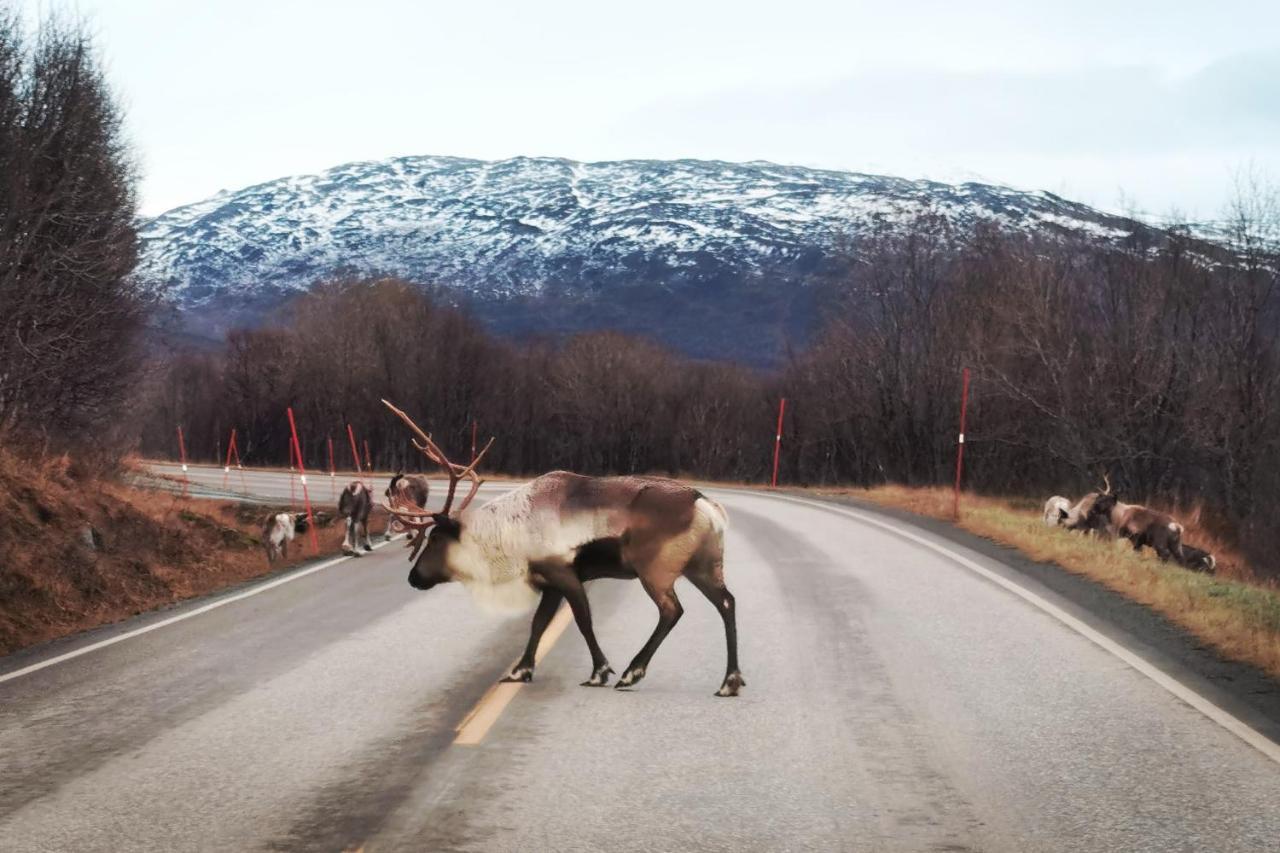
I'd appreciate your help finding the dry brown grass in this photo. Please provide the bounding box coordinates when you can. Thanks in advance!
[817,484,1280,680]
[0,450,393,655]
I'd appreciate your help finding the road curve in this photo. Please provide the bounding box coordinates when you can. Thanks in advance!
[2,465,1279,851]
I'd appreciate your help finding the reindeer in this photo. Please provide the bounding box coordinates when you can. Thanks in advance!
[1178,543,1216,573]
[1042,496,1071,526]
[1063,474,1115,536]
[263,512,308,563]
[380,400,745,698]
[1086,492,1185,563]
[384,472,430,541]
[338,481,374,555]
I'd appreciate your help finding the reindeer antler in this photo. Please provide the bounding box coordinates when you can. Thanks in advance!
[380,399,495,546]
[1102,471,1112,495]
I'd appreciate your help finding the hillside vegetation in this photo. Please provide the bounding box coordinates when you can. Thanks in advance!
[0,450,362,654]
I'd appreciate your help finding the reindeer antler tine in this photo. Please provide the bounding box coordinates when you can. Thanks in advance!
[411,438,446,466]
[382,399,430,444]
[457,437,495,478]
[382,500,433,520]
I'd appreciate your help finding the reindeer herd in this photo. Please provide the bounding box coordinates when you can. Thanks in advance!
[1042,475,1216,572]
[260,470,435,564]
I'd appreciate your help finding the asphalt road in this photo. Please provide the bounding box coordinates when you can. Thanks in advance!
[3,464,1280,851]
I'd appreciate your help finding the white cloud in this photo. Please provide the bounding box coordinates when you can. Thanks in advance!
[19,0,1280,219]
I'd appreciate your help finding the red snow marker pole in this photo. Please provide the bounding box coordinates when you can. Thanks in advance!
[221,428,236,490]
[288,436,298,510]
[346,423,362,475]
[176,426,190,498]
[770,398,787,488]
[363,439,372,472]
[230,432,246,493]
[471,420,478,460]
[286,407,320,554]
[953,367,971,520]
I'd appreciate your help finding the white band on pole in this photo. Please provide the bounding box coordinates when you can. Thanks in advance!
[958,433,965,444]
[181,464,188,472]
[299,474,307,485]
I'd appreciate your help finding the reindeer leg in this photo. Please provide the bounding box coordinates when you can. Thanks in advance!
[616,579,683,690]
[501,588,564,683]
[1153,528,1179,563]
[343,518,360,557]
[533,562,612,686]
[687,570,745,697]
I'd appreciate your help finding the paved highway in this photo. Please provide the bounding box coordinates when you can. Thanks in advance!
[2,464,1279,851]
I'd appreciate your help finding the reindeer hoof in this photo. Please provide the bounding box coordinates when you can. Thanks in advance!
[615,666,647,689]
[501,665,533,683]
[715,671,745,697]
[580,665,614,687]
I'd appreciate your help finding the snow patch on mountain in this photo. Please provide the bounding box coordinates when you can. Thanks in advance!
[140,155,1143,305]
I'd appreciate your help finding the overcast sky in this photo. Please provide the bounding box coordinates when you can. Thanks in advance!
[21,0,1280,219]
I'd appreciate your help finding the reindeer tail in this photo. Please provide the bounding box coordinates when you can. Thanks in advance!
[694,492,729,535]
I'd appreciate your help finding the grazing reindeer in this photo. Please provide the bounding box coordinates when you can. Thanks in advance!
[1087,493,1185,563]
[1064,474,1114,535]
[384,472,430,540]
[1043,496,1071,526]
[263,512,308,563]
[338,481,374,555]
[1178,543,1216,573]
[381,400,745,698]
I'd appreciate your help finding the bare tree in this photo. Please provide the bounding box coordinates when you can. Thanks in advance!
[0,12,148,461]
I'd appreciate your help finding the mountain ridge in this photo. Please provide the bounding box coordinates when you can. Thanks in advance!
[139,155,1153,364]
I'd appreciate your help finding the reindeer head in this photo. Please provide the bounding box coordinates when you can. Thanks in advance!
[385,472,404,502]
[380,399,494,592]
[1089,492,1119,524]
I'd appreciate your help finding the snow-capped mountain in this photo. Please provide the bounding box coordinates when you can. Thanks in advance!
[140,155,1146,363]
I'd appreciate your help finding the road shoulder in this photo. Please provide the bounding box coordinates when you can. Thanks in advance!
[778,488,1280,750]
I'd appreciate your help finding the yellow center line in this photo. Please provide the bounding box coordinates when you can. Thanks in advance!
[453,605,573,746]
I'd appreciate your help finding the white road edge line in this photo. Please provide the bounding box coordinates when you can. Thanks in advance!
[740,490,1280,767]
[0,537,405,686]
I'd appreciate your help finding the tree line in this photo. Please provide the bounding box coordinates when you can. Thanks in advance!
[140,194,1280,575]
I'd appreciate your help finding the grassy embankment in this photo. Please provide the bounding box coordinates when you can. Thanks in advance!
[0,451,390,655]
[818,484,1280,681]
